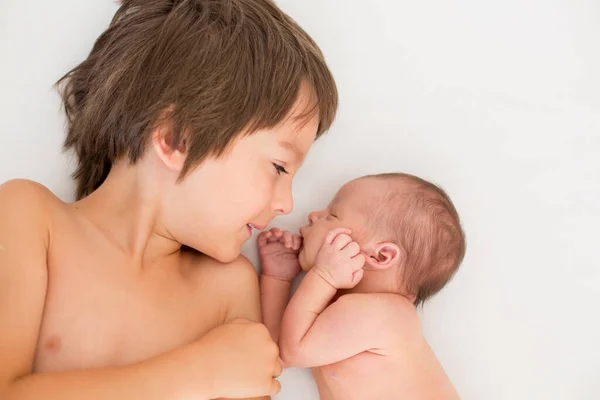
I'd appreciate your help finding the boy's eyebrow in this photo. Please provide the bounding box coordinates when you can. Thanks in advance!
[279,141,304,162]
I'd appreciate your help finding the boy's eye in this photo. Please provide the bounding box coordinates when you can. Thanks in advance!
[273,163,289,175]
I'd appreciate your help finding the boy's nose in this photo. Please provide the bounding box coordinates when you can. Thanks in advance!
[273,184,294,216]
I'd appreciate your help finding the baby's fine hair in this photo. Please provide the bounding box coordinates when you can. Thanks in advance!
[57,0,338,199]
[364,173,466,306]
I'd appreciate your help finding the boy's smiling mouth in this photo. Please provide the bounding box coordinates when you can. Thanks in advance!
[247,223,267,236]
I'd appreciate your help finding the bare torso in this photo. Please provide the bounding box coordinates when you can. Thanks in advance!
[32,194,254,374]
[311,302,460,400]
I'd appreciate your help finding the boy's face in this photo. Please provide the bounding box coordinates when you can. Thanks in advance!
[165,87,319,263]
[298,179,370,271]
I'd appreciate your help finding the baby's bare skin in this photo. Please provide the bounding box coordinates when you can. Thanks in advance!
[259,177,461,399]
[309,294,458,400]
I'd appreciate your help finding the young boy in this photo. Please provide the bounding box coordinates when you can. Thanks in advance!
[259,173,466,399]
[0,1,337,399]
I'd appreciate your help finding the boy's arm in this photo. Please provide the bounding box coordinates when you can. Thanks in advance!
[220,256,274,400]
[0,181,280,400]
[279,270,397,368]
[0,180,209,400]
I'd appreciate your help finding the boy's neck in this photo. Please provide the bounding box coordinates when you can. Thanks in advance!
[73,159,182,266]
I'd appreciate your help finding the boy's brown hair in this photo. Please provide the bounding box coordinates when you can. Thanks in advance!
[365,173,466,307]
[57,0,338,200]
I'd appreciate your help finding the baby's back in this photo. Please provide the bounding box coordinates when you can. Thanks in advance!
[313,295,460,400]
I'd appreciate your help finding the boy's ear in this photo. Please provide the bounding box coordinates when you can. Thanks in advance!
[363,242,402,270]
[150,121,187,172]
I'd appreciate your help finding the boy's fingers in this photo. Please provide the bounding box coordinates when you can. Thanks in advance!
[273,359,283,377]
[228,317,251,325]
[324,228,351,245]
[270,379,282,395]
[278,356,288,370]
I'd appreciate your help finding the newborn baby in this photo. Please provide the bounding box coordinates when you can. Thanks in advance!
[259,173,466,400]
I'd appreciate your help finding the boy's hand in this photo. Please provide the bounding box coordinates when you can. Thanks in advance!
[313,228,365,289]
[190,318,282,398]
[258,228,302,282]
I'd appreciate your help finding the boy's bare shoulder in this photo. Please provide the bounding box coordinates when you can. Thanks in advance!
[337,292,422,339]
[0,179,64,221]
[184,252,261,322]
[186,251,258,282]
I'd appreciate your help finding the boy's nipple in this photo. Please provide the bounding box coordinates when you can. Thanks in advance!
[44,336,62,352]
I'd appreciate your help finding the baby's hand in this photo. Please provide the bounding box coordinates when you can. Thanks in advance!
[313,228,365,289]
[258,228,302,282]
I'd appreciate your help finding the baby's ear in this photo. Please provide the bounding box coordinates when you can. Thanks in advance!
[363,242,402,270]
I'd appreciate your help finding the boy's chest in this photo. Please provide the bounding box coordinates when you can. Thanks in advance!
[33,239,224,373]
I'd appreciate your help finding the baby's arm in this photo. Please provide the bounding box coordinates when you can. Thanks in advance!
[257,229,302,343]
[280,272,395,368]
[260,275,293,343]
[279,229,393,368]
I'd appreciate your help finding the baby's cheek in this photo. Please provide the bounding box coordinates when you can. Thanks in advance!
[298,249,312,271]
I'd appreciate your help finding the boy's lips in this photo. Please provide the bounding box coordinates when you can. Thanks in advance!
[246,223,267,236]
[248,223,267,231]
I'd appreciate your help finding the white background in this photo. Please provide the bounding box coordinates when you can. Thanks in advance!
[1,1,599,399]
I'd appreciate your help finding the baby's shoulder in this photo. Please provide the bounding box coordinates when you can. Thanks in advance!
[338,293,422,338]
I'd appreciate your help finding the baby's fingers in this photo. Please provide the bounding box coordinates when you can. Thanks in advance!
[267,228,284,243]
[257,230,273,247]
[292,234,302,250]
[332,234,353,250]
[352,253,366,270]
[342,241,361,256]
[324,228,352,245]
[351,268,364,286]
[282,231,294,248]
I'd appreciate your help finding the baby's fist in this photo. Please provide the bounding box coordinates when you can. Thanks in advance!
[258,228,302,281]
[314,228,365,289]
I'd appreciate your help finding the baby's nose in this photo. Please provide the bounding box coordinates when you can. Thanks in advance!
[308,211,319,224]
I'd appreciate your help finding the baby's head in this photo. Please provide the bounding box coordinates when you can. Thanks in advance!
[299,173,466,306]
